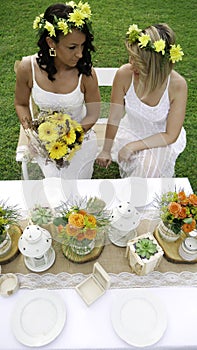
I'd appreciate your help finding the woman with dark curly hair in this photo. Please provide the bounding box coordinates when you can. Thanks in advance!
[15,2,100,179]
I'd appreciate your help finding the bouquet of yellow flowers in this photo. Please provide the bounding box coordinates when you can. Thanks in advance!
[27,112,84,169]
[157,190,197,235]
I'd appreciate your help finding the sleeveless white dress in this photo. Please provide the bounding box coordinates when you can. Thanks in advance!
[30,55,97,179]
[112,75,186,177]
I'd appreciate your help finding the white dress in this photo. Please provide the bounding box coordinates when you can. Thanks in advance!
[29,55,97,179]
[112,75,186,178]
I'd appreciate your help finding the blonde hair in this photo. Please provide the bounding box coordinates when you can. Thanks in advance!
[126,23,175,95]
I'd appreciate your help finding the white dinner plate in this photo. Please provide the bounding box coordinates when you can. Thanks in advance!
[111,290,167,347]
[115,178,155,207]
[11,290,66,347]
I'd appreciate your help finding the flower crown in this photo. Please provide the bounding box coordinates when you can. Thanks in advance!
[126,24,184,63]
[33,1,92,37]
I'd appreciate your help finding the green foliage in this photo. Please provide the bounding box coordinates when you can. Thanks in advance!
[0,0,196,192]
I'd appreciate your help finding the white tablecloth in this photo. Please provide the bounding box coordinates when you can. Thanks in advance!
[0,287,197,349]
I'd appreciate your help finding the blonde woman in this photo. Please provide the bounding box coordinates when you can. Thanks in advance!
[96,23,187,177]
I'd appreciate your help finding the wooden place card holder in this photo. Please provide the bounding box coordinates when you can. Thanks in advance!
[75,262,111,305]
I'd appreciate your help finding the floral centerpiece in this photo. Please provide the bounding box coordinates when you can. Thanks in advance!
[156,190,197,242]
[53,197,111,257]
[26,112,84,169]
[0,201,20,257]
[0,201,19,243]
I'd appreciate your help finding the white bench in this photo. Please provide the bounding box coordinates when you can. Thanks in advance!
[15,66,118,179]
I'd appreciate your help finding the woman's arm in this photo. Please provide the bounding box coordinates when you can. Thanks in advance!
[80,68,101,132]
[118,71,188,162]
[96,65,130,167]
[14,57,33,129]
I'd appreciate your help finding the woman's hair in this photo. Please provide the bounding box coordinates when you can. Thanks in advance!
[36,3,95,81]
[126,23,176,95]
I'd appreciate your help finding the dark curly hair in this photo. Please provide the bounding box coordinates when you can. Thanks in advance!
[36,3,95,81]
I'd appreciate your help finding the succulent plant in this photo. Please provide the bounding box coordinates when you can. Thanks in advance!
[135,238,158,259]
[30,205,53,225]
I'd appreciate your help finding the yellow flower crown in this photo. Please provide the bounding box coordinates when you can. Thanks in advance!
[126,24,184,63]
[33,1,92,37]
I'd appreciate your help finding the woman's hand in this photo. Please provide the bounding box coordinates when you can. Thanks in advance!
[96,150,112,168]
[118,144,133,162]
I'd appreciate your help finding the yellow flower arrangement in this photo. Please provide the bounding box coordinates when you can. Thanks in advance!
[126,23,184,63]
[29,112,84,169]
[33,1,92,37]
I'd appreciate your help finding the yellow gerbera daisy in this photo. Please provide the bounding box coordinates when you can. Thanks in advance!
[63,128,76,145]
[33,14,44,29]
[49,141,68,160]
[138,34,151,48]
[44,21,56,37]
[38,122,58,142]
[57,20,69,35]
[78,1,91,18]
[170,44,184,63]
[68,9,85,26]
[154,39,166,55]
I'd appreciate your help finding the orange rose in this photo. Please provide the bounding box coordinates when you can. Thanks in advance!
[168,202,181,217]
[68,213,84,228]
[86,214,97,227]
[78,209,87,216]
[66,223,80,236]
[178,207,187,219]
[188,194,197,206]
[182,219,196,233]
[178,191,189,205]
[76,232,85,241]
[84,228,97,240]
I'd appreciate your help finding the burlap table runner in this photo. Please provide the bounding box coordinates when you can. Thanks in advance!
[2,219,197,276]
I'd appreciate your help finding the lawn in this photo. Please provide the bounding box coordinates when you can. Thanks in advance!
[0,0,196,191]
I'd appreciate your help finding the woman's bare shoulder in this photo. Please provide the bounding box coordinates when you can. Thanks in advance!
[16,55,34,75]
[170,70,187,90]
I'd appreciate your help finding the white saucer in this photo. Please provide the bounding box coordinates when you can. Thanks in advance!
[11,290,66,347]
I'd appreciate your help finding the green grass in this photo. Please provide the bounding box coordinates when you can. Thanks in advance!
[0,0,196,191]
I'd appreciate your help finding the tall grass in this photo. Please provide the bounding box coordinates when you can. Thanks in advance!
[0,0,196,191]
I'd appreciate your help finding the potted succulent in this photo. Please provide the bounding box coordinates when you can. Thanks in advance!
[156,191,197,242]
[53,197,111,257]
[126,232,163,275]
[30,205,53,226]
[0,201,20,257]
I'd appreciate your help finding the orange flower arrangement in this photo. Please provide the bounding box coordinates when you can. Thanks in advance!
[53,197,111,254]
[158,190,197,235]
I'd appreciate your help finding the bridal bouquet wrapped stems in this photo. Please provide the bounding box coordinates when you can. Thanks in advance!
[26,112,84,169]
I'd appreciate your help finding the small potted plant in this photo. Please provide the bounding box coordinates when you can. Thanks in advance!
[126,232,163,275]
[0,201,20,257]
[30,205,53,226]
[156,191,197,242]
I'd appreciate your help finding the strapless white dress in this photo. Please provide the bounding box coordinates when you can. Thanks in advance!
[29,55,97,179]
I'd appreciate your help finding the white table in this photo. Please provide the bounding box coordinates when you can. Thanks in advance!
[0,177,196,349]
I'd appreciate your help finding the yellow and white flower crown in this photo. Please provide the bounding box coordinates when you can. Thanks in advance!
[126,24,184,63]
[33,1,92,37]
